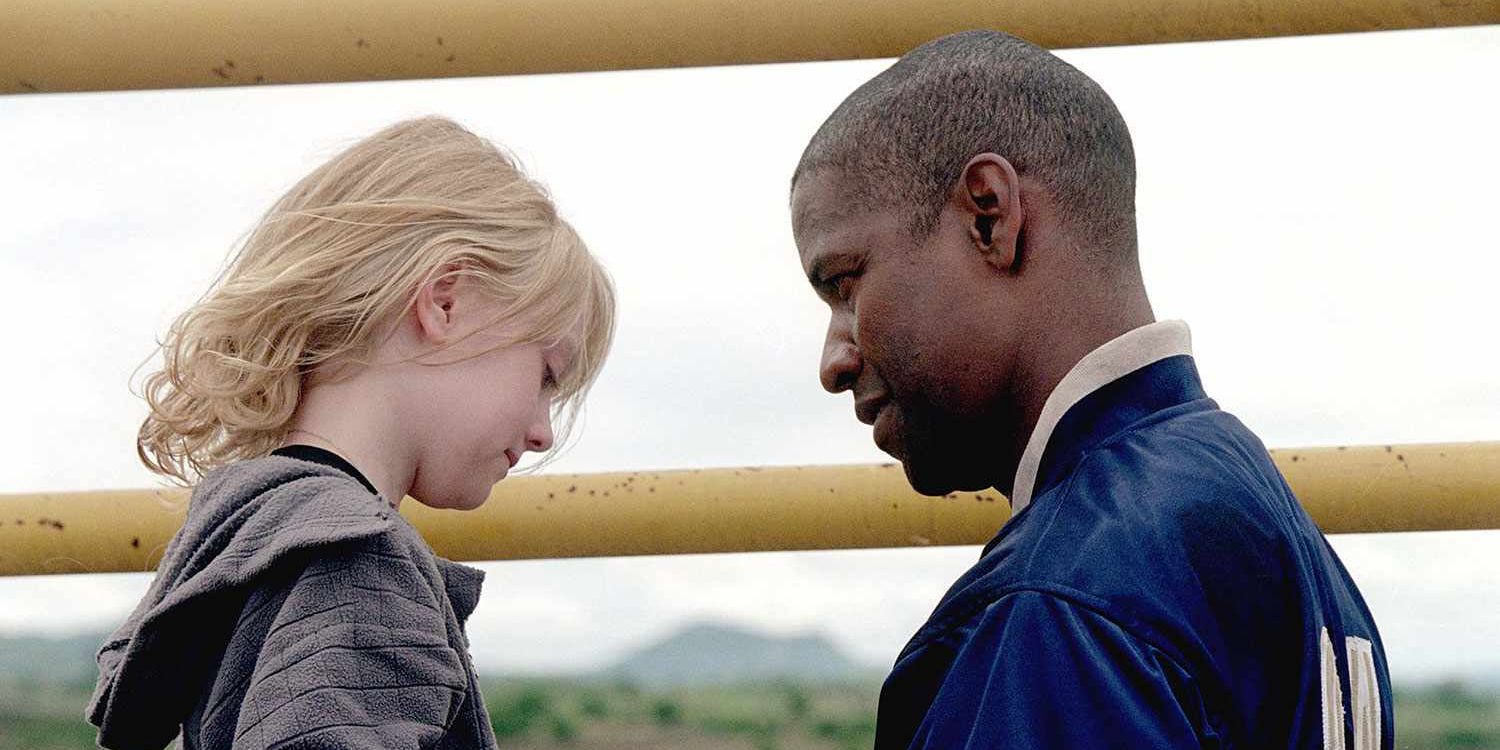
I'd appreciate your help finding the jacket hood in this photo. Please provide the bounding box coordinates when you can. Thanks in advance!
[87,457,397,750]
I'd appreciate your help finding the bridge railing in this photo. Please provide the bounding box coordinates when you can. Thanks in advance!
[3,442,1497,576]
[3,0,1496,95]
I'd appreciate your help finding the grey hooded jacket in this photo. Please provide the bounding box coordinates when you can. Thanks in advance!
[87,456,499,749]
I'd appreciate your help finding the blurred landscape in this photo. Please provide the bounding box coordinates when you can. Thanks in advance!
[2,623,1498,749]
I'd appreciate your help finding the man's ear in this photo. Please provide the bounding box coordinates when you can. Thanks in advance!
[960,153,1023,273]
[413,266,463,344]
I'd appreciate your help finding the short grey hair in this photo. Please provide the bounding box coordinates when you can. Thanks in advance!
[794,30,1138,255]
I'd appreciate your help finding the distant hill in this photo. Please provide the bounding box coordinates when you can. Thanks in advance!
[0,624,878,689]
[605,622,874,688]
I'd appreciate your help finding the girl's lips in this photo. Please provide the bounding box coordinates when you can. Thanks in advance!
[504,449,519,469]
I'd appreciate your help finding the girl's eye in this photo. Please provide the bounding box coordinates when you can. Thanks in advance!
[542,364,558,390]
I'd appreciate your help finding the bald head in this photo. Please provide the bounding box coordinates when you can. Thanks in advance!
[794,30,1137,257]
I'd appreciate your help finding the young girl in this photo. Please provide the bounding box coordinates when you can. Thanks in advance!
[86,116,615,750]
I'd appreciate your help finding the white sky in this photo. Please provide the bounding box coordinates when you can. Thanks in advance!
[0,26,1496,684]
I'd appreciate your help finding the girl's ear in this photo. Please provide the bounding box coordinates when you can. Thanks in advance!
[413,266,463,344]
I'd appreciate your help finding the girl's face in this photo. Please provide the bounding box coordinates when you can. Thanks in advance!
[406,293,574,510]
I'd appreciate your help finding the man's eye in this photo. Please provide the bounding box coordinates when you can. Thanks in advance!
[829,273,857,300]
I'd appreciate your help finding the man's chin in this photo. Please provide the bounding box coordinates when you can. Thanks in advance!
[888,444,996,498]
[900,457,993,497]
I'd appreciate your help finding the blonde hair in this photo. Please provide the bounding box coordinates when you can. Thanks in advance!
[138,116,616,484]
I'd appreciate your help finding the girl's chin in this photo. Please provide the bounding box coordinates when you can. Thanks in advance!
[447,486,492,511]
[410,483,492,511]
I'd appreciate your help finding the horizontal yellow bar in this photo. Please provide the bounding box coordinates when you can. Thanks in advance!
[3,0,1496,95]
[1,442,1496,577]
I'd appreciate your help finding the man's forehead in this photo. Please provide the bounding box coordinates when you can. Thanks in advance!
[792,170,912,271]
[791,175,839,233]
[792,171,863,256]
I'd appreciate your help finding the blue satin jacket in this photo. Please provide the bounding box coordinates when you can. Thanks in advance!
[875,355,1393,749]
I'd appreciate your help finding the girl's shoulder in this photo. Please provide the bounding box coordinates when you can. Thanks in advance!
[93,459,393,732]
[167,455,403,589]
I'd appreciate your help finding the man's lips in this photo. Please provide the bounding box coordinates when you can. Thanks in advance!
[503,449,519,469]
[855,396,888,426]
[871,407,903,460]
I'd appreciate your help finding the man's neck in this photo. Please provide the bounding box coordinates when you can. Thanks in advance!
[1001,293,1155,495]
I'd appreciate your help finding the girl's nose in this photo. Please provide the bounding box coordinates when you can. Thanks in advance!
[526,409,555,453]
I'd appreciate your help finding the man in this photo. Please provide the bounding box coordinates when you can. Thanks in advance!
[791,30,1392,749]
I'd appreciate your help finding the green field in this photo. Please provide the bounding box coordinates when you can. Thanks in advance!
[0,676,875,750]
[2,676,1497,749]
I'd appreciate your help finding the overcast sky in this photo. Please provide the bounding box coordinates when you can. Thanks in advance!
[0,26,1496,685]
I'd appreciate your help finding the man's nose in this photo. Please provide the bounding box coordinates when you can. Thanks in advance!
[819,319,860,394]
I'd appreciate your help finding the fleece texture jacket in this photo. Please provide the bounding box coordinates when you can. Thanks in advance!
[87,455,498,749]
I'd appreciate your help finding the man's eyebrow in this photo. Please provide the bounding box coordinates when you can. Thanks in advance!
[806,257,829,287]
[806,248,857,287]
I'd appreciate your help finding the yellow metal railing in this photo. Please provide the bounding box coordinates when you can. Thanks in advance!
[3,442,1496,577]
[2,5,1494,577]
[3,0,1496,94]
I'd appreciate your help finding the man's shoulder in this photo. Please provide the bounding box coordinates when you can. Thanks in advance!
[917,410,1302,650]
[1077,407,1293,531]
[1022,408,1291,553]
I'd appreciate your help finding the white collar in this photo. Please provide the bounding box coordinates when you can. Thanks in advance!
[1007,320,1193,516]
